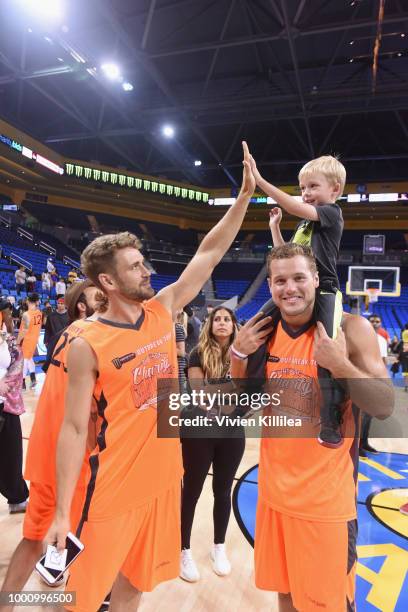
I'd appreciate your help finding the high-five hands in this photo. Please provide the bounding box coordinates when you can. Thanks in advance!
[241,141,256,196]
[246,148,262,184]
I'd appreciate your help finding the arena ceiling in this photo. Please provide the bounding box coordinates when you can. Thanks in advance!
[0,0,408,189]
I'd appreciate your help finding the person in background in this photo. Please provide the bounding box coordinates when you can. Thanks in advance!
[0,301,28,514]
[369,315,390,345]
[390,335,400,355]
[400,323,408,392]
[175,310,187,392]
[44,297,69,348]
[67,268,78,285]
[0,281,102,598]
[41,300,53,328]
[359,317,386,455]
[180,306,245,582]
[16,298,28,328]
[7,296,18,329]
[26,272,37,294]
[55,276,66,298]
[200,303,215,328]
[46,257,56,275]
[185,306,201,355]
[15,267,26,295]
[50,269,59,287]
[41,271,51,296]
[1,302,15,334]
[17,293,42,390]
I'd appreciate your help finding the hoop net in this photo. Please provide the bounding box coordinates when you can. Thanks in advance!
[367,288,379,304]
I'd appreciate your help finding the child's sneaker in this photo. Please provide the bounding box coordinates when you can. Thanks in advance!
[318,426,343,448]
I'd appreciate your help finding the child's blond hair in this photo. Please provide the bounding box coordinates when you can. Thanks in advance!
[298,155,346,197]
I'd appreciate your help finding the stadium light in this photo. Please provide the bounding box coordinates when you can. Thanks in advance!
[17,0,64,22]
[194,160,202,166]
[162,125,175,138]
[122,82,134,92]
[101,63,121,81]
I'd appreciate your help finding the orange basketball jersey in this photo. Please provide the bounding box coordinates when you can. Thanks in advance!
[25,318,94,487]
[77,298,182,520]
[20,308,42,359]
[259,319,359,522]
[78,298,183,522]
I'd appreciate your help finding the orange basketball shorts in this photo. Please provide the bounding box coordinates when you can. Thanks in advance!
[254,500,357,611]
[65,483,181,612]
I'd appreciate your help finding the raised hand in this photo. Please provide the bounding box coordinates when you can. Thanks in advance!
[247,150,262,184]
[241,141,256,196]
[269,207,282,231]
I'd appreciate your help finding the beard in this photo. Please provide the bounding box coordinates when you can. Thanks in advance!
[116,278,155,302]
[85,303,95,317]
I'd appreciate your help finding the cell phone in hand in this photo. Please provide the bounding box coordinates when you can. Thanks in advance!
[35,532,84,585]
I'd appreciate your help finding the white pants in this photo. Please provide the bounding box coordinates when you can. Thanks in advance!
[23,358,36,377]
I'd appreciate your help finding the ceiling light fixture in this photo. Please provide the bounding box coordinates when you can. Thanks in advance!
[162,125,175,138]
[18,0,64,22]
[101,63,121,80]
[122,82,134,92]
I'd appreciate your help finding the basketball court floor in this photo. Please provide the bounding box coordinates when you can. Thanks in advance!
[0,375,407,611]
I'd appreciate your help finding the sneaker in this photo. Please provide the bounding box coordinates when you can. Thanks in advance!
[9,501,28,514]
[318,427,343,449]
[180,549,200,582]
[360,442,379,453]
[210,543,231,577]
[30,381,37,389]
[400,502,408,516]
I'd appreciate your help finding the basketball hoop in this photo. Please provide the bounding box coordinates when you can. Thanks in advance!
[367,288,380,304]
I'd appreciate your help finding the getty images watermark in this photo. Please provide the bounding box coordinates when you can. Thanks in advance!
[155,379,319,438]
[156,377,398,439]
[166,389,302,428]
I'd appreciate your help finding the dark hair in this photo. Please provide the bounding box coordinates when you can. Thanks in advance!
[197,306,238,379]
[27,293,40,304]
[65,279,95,322]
